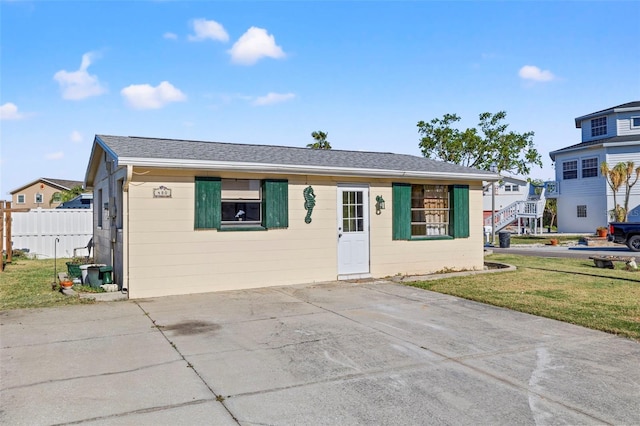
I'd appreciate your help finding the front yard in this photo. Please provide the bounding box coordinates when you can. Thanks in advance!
[2,255,640,341]
[407,254,640,341]
[0,257,95,310]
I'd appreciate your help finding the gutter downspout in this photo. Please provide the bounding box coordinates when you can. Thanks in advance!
[121,165,132,294]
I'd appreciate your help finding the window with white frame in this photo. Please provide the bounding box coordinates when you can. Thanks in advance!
[632,117,640,129]
[582,157,599,178]
[563,160,578,180]
[35,193,43,204]
[411,184,450,236]
[591,117,607,137]
[17,194,25,204]
[577,205,587,218]
[221,179,262,224]
[195,177,288,230]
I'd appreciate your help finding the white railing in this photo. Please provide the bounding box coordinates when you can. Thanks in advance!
[3,208,93,258]
[484,199,546,232]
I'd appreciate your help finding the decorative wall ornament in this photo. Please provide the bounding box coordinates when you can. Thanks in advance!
[153,185,172,198]
[303,186,316,224]
[375,195,386,215]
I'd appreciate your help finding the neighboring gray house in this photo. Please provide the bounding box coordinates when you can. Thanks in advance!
[549,101,640,233]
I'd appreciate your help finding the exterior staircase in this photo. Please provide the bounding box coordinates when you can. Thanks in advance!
[485,186,547,234]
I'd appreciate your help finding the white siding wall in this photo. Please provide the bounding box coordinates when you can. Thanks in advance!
[605,146,640,222]
[580,113,614,142]
[556,194,607,233]
[111,168,484,299]
[616,112,640,137]
[482,183,528,211]
[554,148,607,232]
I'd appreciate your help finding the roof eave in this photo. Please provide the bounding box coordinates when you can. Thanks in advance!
[574,104,640,128]
[9,178,69,194]
[549,143,604,161]
[117,157,498,182]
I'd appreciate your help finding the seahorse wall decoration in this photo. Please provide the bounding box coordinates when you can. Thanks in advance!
[303,185,316,224]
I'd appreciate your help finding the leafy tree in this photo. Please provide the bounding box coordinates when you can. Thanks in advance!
[307,131,331,150]
[544,198,557,230]
[49,185,84,206]
[417,111,541,175]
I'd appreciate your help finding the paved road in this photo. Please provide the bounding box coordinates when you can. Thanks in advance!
[491,244,638,259]
[2,281,639,425]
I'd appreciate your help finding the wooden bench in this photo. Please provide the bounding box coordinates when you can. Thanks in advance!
[589,256,636,269]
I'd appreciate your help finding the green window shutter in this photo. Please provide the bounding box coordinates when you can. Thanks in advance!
[195,177,221,229]
[262,179,288,229]
[392,183,411,240]
[449,184,469,238]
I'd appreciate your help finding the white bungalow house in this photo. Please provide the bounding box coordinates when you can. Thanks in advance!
[549,101,640,233]
[84,135,498,299]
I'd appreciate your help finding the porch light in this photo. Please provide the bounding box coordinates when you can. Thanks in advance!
[375,195,385,215]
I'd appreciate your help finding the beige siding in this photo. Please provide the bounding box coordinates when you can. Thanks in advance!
[369,182,484,278]
[11,183,64,209]
[120,169,484,299]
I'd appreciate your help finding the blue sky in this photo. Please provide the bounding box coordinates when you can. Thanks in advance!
[2,1,639,198]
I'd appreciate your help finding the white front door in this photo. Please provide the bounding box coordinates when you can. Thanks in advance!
[337,185,370,278]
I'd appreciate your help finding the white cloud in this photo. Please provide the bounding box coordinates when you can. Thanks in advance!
[252,92,296,106]
[164,32,178,40]
[46,151,64,160]
[229,27,286,65]
[70,130,83,143]
[188,18,229,42]
[53,52,107,100]
[0,102,24,120]
[121,81,187,109]
[518,65,556,82]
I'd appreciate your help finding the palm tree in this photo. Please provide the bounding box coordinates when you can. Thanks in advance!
[307,131,331,150]
[601,162,624,220]
[617,161,640,221]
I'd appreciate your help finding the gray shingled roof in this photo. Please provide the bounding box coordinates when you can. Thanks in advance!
[43,178,84,190]
[96,135,495,178]
[584,101,640,117]
[549,134,640,160]
[10,177,83,194]
[575,101,640,127]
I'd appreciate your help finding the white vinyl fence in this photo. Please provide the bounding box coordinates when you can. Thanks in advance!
[5,208,93,259]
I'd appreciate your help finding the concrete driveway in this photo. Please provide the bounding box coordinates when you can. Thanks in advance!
[2,280,639,425]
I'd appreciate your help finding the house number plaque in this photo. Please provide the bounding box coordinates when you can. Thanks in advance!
[153,186,172,198]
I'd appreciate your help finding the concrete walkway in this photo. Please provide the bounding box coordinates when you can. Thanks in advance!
[1,280,639,425]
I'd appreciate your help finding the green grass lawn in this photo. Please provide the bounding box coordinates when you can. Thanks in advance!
[0,257,95,310]
[406,254,640,341]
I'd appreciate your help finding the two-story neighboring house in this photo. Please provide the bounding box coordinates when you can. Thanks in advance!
[9,178,84,209]
[549,101,640,233]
